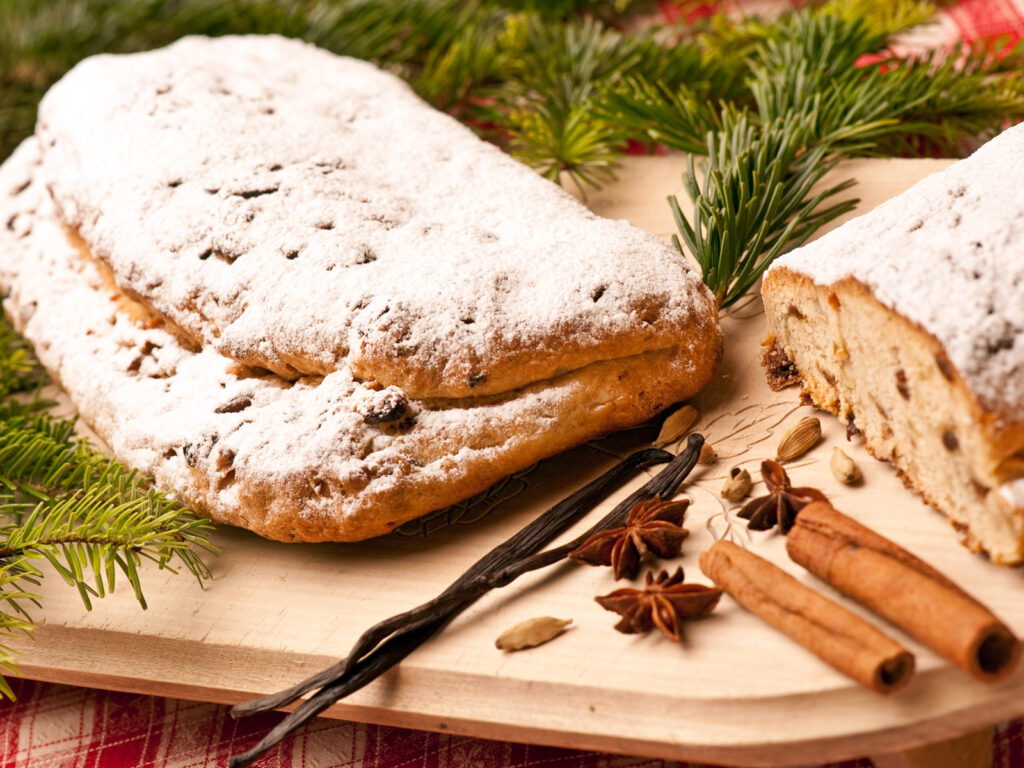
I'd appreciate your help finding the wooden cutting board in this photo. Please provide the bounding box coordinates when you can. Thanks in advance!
[11,156,1023,768]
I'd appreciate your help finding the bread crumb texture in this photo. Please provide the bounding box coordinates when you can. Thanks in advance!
[763,124,1024,563]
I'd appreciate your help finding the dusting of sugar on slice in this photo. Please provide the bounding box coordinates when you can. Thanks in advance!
[770,123,1024,422]
[36,35,713,398]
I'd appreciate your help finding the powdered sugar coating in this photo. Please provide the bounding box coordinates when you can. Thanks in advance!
[772,124,1024,423]
[1002,479,1024,511]
[36,35,713,398]
[1,139,715,541]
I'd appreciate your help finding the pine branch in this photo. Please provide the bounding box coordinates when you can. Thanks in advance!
[0,474,214,608]
[411,7,508,112]
[0,402,218,592]
[0,559,36,699]
[495,14,649,191]
[865,40,1024,155]
[497,15,749,190]
[750,11,889,80]
[477,0,643,23]
[507,90,625,193]
[597,76,721,155]
[0,317,216,698]
[669,111,858,308]
[303,0,480,74]
[696,0,932,66]
[500,13,646,92]
[0,315,43,400]
[629,32,747,101]
[696,13,777,69]
[815,0,938,38]
[749,14,1024,156]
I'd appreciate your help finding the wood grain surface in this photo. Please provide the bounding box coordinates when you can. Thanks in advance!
[15,156,1024,768]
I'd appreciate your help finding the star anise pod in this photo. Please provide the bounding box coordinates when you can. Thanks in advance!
[737,459,828,534]
[595,567,722,643]
[568,495,689,579]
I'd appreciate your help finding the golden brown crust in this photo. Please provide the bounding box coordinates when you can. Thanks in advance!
[347,311,716,400]
[201,342,721,542]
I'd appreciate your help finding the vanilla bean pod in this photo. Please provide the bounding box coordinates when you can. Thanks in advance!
[229,435,703,768]
[233,446,670,717]
[451,435,705,598]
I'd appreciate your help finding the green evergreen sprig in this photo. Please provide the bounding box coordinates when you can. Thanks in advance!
[0,317,43,400]
[747,14,1024,155]
[869,39,1024,156]
[0,319,215,699]
[670,111,858,308]
[495,15,653,191]
[597,77,721,155]
[817,0,940,38]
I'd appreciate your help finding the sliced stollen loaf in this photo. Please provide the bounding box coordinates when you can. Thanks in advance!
[762,124,1024,564]
[36,34,717,400]
[1,39,720,542]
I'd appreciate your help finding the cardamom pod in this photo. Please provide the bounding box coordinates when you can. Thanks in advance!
[698,442,717,465]
[721,467,752,501]
[830,447,863,485]
[776,416,821,462]
[653,405,698,448]
[495,616,572,651]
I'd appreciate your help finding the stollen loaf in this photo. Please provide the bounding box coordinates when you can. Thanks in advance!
[0,36,721,542]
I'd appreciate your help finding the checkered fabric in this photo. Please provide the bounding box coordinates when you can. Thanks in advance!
[1,679,879,768]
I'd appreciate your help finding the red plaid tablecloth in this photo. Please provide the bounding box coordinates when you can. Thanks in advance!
[4,677,874,768]
[4,1,1024,766]
[5,677,1024,768]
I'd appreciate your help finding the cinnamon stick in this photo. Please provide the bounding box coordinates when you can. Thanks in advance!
[787,501,1021,682]
[699,540,914,693]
